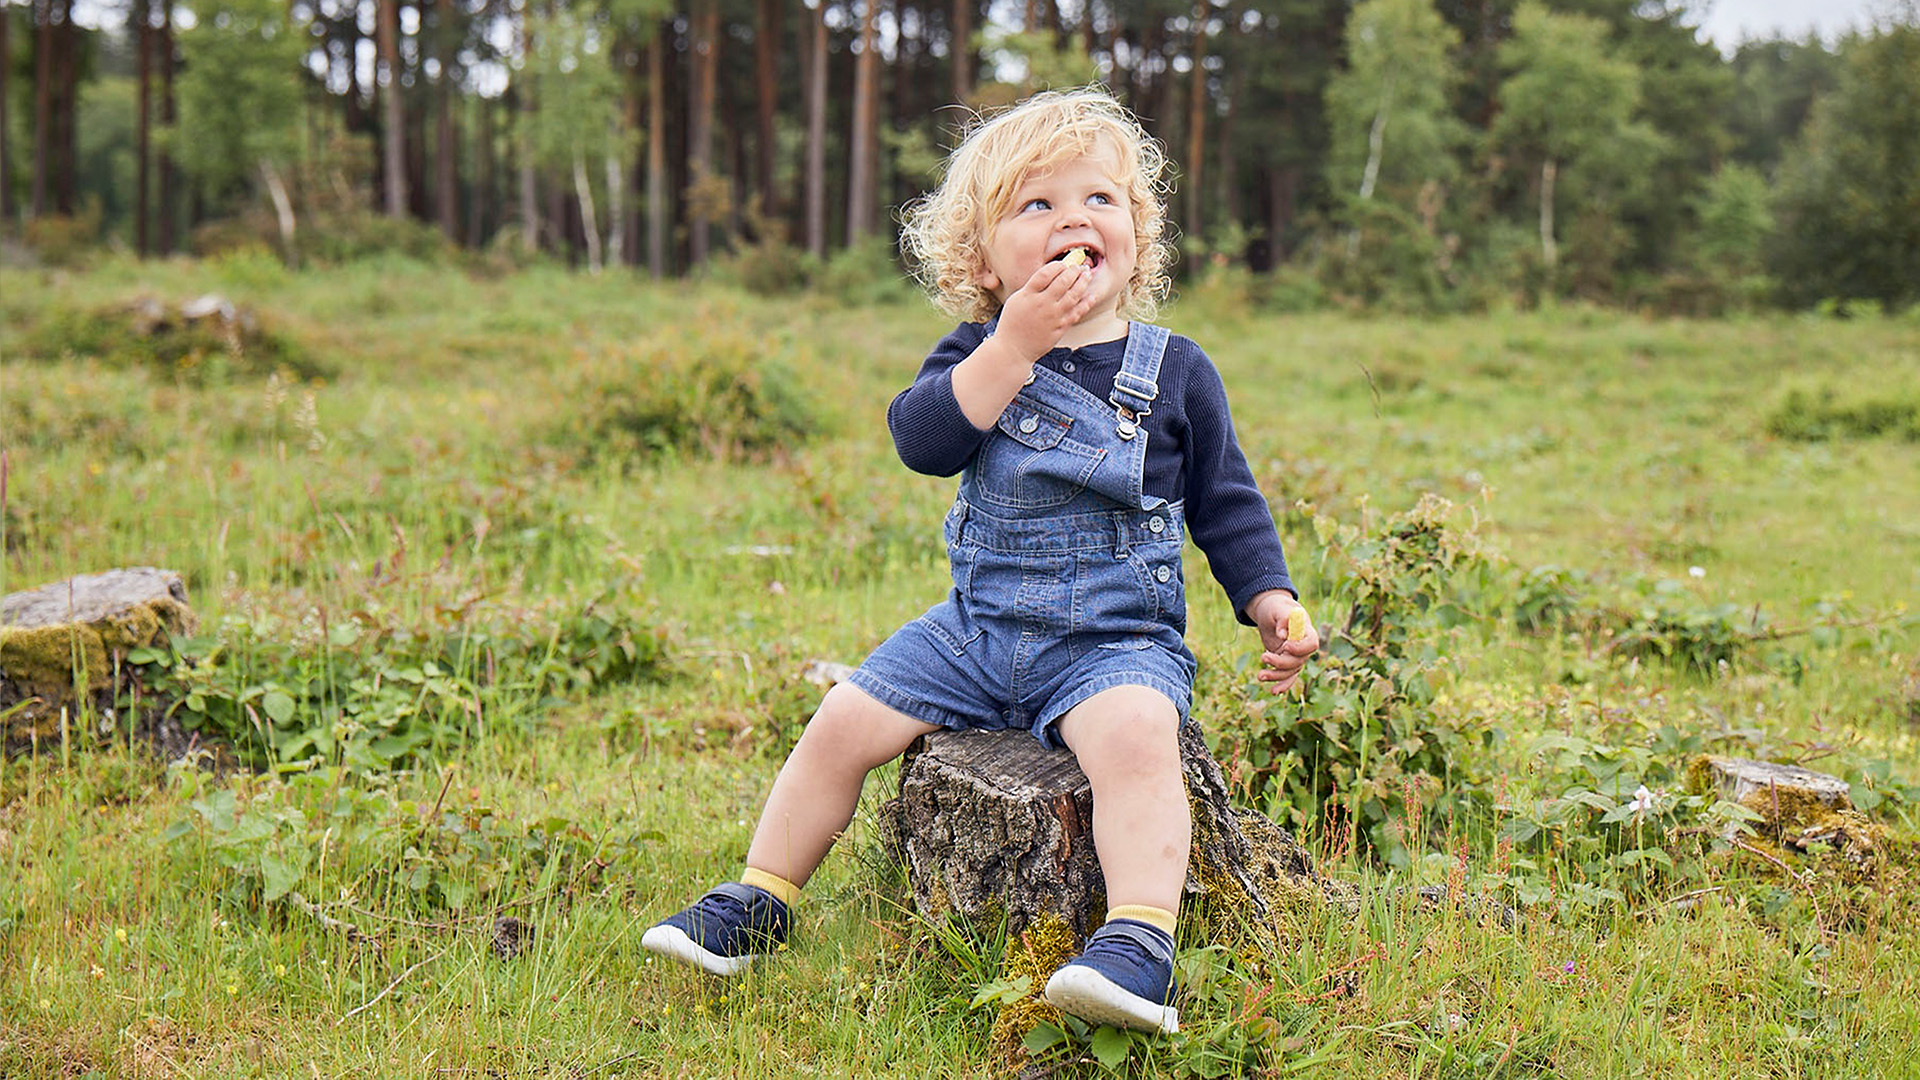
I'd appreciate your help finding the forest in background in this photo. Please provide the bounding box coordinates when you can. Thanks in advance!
[3,0,1917,313]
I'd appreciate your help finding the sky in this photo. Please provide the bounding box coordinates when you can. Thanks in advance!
[1691,0,1886,52]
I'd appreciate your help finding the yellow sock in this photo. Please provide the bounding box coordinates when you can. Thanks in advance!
[1106,904,1176,936]
[741,867,802,907]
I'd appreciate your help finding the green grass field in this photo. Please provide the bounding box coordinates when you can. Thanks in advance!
[2,254,1919,1077]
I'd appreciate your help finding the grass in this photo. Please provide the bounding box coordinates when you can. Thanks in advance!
[1,253,1919,1076]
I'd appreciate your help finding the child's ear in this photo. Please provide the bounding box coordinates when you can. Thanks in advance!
[974,265,1002,293]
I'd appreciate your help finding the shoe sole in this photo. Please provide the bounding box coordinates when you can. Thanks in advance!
[640,924,758,977]
[1044,965,1180,1034]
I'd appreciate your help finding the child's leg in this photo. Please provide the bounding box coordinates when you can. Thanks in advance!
[1046,685,1188,1033]
[1054,685,1190,915]
[644,682,938,975]
[745,682,941,887]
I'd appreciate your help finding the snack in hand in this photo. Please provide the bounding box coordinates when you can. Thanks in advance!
[1287,606,1310,641]
[1061,247,1090,267]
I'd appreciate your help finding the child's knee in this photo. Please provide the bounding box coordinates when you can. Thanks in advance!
[798,683,925,765]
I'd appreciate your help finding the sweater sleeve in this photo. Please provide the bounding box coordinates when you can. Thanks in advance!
[886,323,994,477]
[1176,339,1296,623]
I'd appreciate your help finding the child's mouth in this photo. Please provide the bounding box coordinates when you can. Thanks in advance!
[1051,247,1102,270]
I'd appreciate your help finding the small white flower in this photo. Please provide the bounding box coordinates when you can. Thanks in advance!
[1628,785,1656,814]
[1688,566,1706,579]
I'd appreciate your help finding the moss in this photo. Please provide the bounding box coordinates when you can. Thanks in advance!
[0,596,188,737]
[988,914,1082,1066]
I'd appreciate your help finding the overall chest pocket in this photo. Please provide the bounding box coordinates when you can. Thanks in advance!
[972,397,1107,510]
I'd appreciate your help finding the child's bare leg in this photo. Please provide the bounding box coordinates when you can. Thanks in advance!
[745,682,939,888]
[1046,685,1189,1031]
[1054,685,1190,914]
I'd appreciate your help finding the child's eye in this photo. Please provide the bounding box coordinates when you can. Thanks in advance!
[1020,198,1051,213]
[1087,193,1114,206]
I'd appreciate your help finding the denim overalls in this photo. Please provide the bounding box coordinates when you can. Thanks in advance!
[849,324,1199,748]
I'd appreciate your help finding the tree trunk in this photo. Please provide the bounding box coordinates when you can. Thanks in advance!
[1539,157,1557,270]
[574,152,601,272]
[950,0,971,102]
[435,0,458,239]
[881,725,1344,939]
[469,93,491,247]
[846,0,877,244]
[646,26,667,277]
[260,158,298,268]
[134,0,151,254]
[604,131,624,268]
[31,0,51,216]
[157,2,175,252]
[1267,162,1297,263]
[687,0,718,266]
[0,0,10,226]
[804,0,827,258]
[518,4,537,251]
[1347,79,1392,260]
[1183,0,1208,274]
[754,0,781,223]
[378,0,407,218]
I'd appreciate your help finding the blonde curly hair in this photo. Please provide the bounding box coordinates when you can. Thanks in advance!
[899,88,1175,326]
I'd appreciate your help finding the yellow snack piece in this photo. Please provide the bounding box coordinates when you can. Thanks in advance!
[1287,607,1311,641]
[1061,248,1090,267]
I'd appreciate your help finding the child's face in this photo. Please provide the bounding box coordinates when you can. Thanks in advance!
[975,143,1137,333]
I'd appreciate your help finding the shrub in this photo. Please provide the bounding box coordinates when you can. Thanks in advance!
[1766,386,1920,442]
[19,298,325,383]
[562,320,821,465]
[817,236,919,307]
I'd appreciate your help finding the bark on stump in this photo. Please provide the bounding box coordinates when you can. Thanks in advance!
[0,567,197,751]
[880,723,1347,942]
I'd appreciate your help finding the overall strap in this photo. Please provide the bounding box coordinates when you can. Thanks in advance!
[1109,323,1170,439]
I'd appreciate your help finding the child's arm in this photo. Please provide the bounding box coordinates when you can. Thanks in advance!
[1246,590,1318,695]
[949,260,1092,428]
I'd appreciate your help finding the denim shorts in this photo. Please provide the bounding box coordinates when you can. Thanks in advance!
[847,500,1198,749]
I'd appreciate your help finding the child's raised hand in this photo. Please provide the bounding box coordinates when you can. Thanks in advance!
[1247,590,1318,695]
[995,259,1093,360]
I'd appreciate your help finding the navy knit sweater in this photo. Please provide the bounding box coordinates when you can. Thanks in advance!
[887,322,1295,623]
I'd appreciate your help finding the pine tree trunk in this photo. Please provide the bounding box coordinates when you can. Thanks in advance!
[435,0,458,239]
[260,158,297,267]
[951,0,971,101]
[646,27,667,277]
[804,0,827,258]
[31,0,50,216]
[134,0,151,255]
[846,0,877,244]
[687,0,718,266]
[517,5,537,252]
[754,0,780,222]
[0,1,11,226]
[605,133,624,268]
[470,93,491,247]
[1184,0,1208,274]
[378,0,406,218]
[157,3,174,252]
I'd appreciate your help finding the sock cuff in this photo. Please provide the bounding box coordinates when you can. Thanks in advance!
[741,867,802,907]
[1106,904,1176,936]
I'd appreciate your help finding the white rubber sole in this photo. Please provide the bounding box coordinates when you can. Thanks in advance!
[640,924,757,977]
[1043,965,1180,1034]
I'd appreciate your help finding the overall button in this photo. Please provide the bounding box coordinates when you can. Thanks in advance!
[1062,360,1077,373]
[1019,416,1039,434]
[1117,420,1138,440]
[1155,566,1173,584]
[1148,516,1165,534]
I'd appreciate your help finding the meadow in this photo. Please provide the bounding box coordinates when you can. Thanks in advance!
[2,252,1919,1077]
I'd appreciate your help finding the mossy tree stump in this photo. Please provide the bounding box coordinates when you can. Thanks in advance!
[0,567,196,749]
[879,723,1344,942]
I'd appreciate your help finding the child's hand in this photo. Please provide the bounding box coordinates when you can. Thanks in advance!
[1247,590,1318,695]
[996,259,1093,361]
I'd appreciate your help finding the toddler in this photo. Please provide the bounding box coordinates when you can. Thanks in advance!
[643,88,1317,1035]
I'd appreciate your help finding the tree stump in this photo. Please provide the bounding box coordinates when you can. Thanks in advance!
[879,723,1348,941]
[0,567,197,750]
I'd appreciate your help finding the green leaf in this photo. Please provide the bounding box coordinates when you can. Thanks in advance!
[260,851,299,902]
[1090,1025,1132,1069]
[261,690,296,726]
[1022,1022,1067,1054]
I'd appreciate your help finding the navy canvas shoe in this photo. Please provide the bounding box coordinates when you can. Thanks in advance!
[641,882,791,976]
[1042,918,1180,1034]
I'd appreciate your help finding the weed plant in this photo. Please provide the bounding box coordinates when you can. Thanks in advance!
[0,256,1917,1075]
